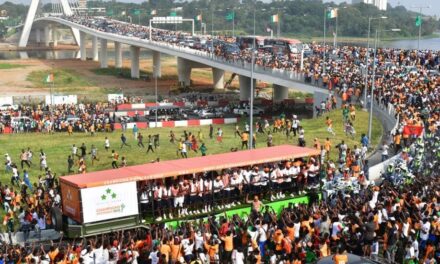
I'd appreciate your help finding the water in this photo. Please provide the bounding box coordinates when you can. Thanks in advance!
[1,37,439,60]
[380,38,440,50]
[0,49,169,60]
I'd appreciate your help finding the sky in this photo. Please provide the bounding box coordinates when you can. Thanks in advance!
[1,0,439,17]
[323,0,439,16]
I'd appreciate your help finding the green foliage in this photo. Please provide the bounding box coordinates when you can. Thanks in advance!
[0,63,25,69]
[82,0,437,38]
[26,69,92,88]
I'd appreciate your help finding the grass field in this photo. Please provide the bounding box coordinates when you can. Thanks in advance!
[26,69,94,89]
[0,63,26,69]
[0,109,381,185]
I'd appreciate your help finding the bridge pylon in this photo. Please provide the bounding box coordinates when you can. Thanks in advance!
[18,0,81,48]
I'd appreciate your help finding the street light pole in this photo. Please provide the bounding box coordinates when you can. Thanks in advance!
[368,28,400,142]
[323,8,327,75]
[363,16,387,110]
[368,29,378,143]
[249,5,256,150]
[411,5,429,50]
[154,66,158,127]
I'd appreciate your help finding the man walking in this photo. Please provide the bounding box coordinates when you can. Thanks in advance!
[132,124,139,140]
[241,132,248,149]
[209,124,214,139]
[20,149,31,169]
[67,155,74,173]
[120,134,130,149]
[111,150,119,169]
[137,132,145,148]
[147,135,155,153]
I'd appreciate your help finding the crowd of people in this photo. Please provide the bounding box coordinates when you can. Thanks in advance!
[0,14,438,264]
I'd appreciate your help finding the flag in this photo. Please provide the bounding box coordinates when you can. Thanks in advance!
[403,125,423,136]
[225,12,234,21]
[45,73,54,83]
[326,8,338,19]
[170,11,177,17]
[415,15,422,26]
[150,9,157,15]
[270,14,279,23]
[195,14,202,21]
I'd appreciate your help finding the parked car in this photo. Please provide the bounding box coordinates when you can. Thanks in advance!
[233,106,265,116]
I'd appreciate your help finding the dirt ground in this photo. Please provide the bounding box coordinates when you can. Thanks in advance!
[0,56,220,97]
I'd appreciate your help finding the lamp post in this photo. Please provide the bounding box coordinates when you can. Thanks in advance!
[368,28,400,142]
[411,5,430,50]
[153,66,158,127]
[323,7,329,75]
[249,4,256,149]
[363,16,387,110]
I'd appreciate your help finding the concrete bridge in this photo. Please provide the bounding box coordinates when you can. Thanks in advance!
[20,16,329,102]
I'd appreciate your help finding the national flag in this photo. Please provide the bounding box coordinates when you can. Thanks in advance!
[225,12,234,21]
[195,14,202,21]
[415,15,422,27]
[403,125,423,136]
[326,8,338,19]
[170,11,177,17]
[150,9,157,15]
[270,14,279,23]
[45,73,54,83]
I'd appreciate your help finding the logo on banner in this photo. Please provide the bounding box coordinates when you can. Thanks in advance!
[96,188,126,216]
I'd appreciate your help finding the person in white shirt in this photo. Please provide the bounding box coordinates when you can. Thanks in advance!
[213,176,224,209]
[148,247,160,264]
[381,142,390,162]
[232,248,245,264]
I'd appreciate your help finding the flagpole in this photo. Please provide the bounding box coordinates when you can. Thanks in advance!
[232,9,235,37]
[277,11,280,38]
[335,11,338,48]
[323,8,327,75]
[51,63,54,105]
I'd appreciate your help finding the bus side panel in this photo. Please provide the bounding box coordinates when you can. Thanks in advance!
[60,181,82,223]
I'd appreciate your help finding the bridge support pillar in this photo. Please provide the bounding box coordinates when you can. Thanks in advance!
[212,68,224,89]
[100,39,108,68]
[35,28,41,45]
[153,51,161,78]
[92,36,99,61]
[177,57,191,87]
[44,26,51,47]
[130,46,140,79]
[115,42,122,68]
[52,28,58,47]
[239,75,256,101]
[273,84,289,102]
[80,31,86,61]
